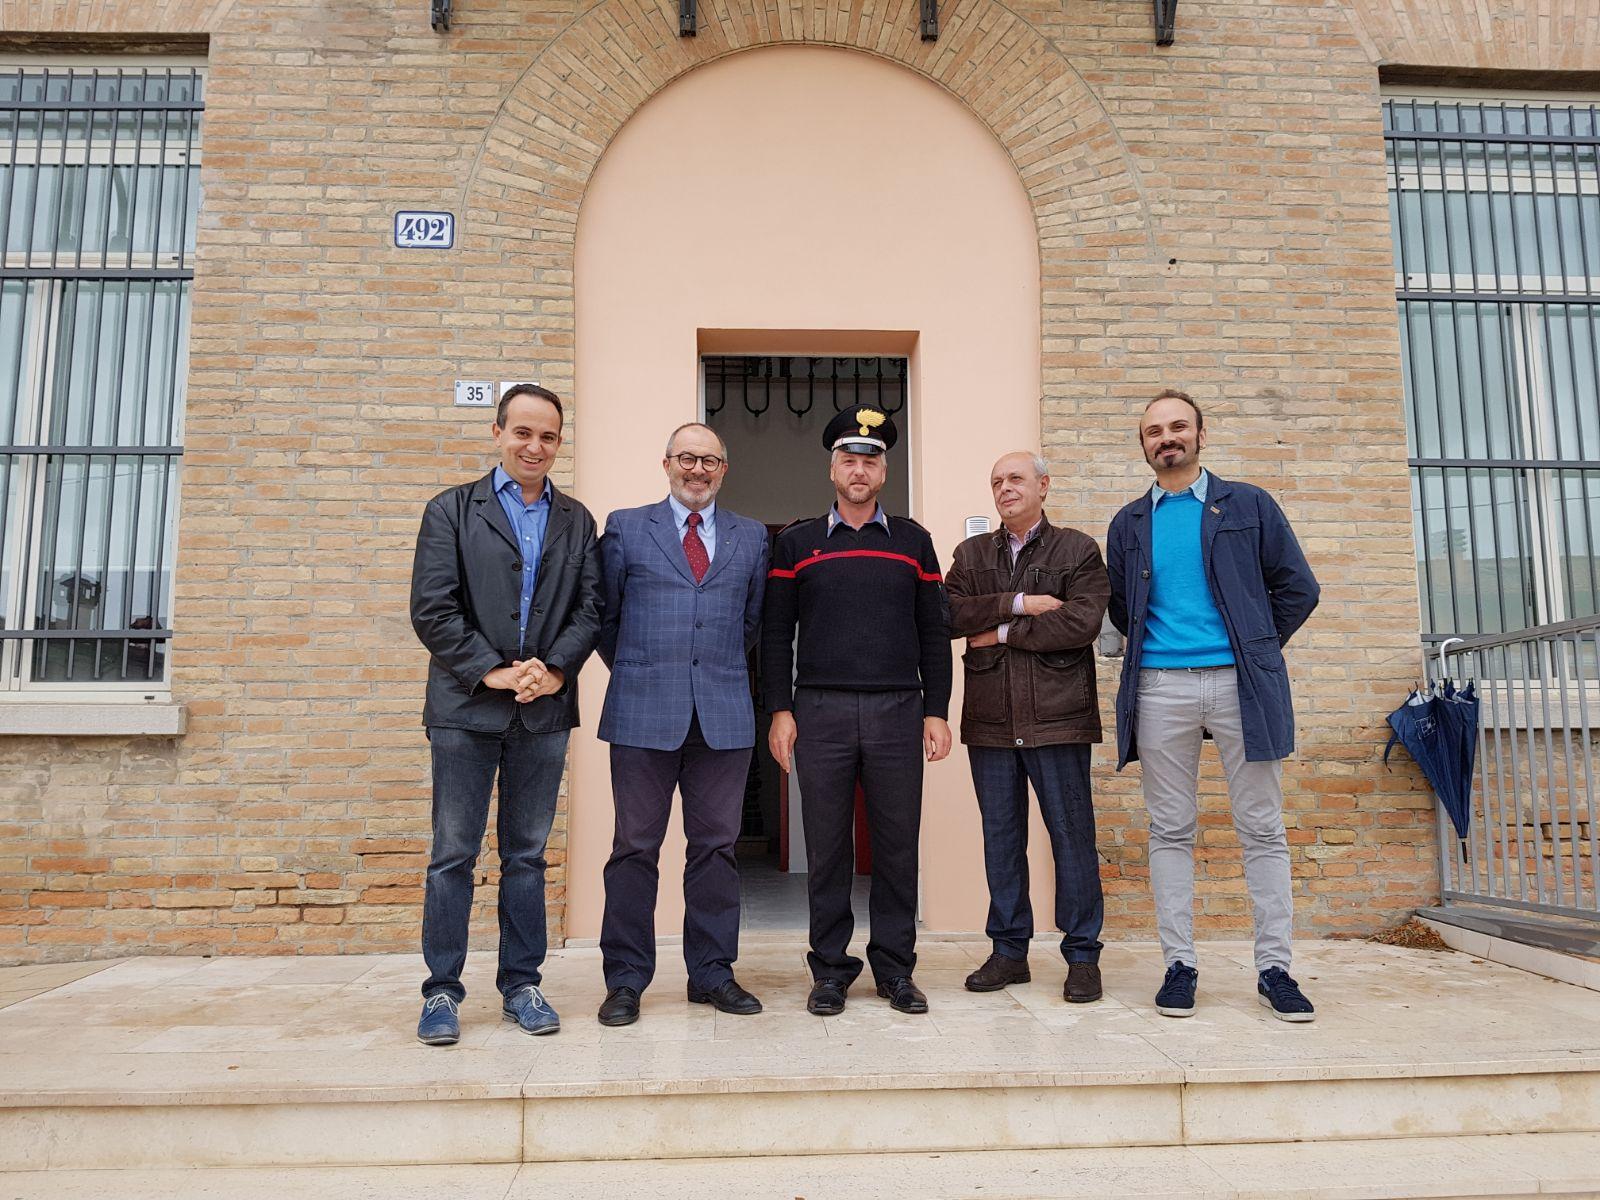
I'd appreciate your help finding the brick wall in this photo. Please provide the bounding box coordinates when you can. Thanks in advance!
[1,0,1586,962]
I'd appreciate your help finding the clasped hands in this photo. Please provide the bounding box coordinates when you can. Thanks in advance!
[966,592,1063,647]
[484,659,564,703]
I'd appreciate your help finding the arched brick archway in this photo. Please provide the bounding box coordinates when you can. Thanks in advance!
[459,0,1156,405]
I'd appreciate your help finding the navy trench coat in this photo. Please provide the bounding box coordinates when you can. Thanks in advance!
[1105,473,1320,769]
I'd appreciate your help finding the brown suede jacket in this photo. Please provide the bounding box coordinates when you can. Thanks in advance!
[945,517,1111,748]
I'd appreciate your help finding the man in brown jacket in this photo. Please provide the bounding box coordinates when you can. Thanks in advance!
[945,451,1111,1003]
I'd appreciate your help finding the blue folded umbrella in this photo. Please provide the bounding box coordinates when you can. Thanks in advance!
[1384,680,1479,842]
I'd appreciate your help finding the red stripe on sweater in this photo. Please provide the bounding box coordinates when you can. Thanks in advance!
[767,549,941,582]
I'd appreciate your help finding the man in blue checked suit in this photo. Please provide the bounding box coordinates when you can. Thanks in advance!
[593,422,770,1027]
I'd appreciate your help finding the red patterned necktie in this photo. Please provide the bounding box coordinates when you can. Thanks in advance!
[683,511,709,583]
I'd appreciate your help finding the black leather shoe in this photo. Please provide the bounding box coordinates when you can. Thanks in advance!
[597,986,640,1027]
[1065,962,1103,1004]
[965,952,1031,992]
[806,978,847,1016]
[688,978,762,1015]
[875,975,929,1014]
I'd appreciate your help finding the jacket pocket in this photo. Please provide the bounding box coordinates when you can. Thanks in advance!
[961,645,1010,724]
[1244,635,1284,672]
[1027,566,1065,592]
[1032,646,1092,723]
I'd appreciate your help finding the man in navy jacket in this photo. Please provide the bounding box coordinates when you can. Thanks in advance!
[1106,389,1320,1024]
[593,422,769,1027]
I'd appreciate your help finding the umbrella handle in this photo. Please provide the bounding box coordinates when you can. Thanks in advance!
[1437,636,1464,683]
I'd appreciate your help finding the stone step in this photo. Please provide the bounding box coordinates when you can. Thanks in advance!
[4,1045,1599,1169]
[5,1134,1600,1199]
[4,940,1600,1171]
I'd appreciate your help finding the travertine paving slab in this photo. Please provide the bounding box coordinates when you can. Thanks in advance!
[10,1134,1600,1199]
[0,1163,521,1199]
[1183,1072,1600,1143]
[0,1098,522,1171]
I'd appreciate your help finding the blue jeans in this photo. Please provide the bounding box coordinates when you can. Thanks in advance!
[421,723,568,1002]
[967,742,1103,964]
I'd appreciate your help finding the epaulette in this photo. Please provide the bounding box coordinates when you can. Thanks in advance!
[775,515,819,537]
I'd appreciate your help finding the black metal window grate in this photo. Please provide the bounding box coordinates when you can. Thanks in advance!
[702,356,907,419]
[0,65,202,690]
[1385,97,1600,649]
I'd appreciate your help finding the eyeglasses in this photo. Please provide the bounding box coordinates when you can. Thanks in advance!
[672,453,724,471]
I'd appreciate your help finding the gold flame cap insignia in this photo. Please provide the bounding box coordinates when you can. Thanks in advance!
[855,409,886,438]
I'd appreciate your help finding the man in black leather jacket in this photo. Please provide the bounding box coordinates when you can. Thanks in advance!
[408,383,601,1045]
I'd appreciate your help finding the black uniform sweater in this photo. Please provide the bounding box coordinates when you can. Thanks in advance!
[761,512,953,719]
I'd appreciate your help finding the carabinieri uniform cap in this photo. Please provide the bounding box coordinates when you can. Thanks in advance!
[823,404,898,456]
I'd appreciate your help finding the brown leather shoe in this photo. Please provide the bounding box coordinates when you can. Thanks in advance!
[964,952,1031,992]
[1065,962,1102,1004]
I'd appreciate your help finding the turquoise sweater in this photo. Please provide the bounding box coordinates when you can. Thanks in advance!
[1142,489,1235,668]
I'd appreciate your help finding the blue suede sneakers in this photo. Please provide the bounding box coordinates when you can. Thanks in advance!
[1154,962,1198,1018]
[417,993,460,1046]
[1258,967,1316,1022]
[503,984,561,1035]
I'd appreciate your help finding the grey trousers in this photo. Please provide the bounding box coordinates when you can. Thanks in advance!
[1135,667,1294,973]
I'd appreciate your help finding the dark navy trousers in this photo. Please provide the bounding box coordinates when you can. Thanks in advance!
[601,712,750,993]
[967,742,1104,964]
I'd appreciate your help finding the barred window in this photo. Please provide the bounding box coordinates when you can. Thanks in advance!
[1385,95,1600,646]
[0,63,201,692]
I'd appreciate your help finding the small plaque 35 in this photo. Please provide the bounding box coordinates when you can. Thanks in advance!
[394,211,455,249]
[454,380,496,407]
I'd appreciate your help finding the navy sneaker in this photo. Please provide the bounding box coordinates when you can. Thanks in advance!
[503,984,561,1036]
[1258,967,1316,1023]
[417,993,460,1046]
[1154,962,1198,1018]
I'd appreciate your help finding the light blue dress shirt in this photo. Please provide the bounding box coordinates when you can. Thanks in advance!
[1150,468,1210,511]
[493,467,553,652]
[668,494,717,562]
[827,503,890,535]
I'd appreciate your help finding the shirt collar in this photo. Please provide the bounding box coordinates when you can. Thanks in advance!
[828,503,890,536]
[1150,468,1209,509]
[493,467,551,506]
[667,494,716,529]
[1005,518,1044,550]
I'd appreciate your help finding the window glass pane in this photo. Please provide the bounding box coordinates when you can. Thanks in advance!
[1552,470,1600,620]
[0,279,35,442]
[0,91,197,271]
[26,452,174,683]
[0,454,21,631]
[1399,301,1517,460]
[1537,305,1600,461]
[48,281,98,445]
[1414,465,1536,636]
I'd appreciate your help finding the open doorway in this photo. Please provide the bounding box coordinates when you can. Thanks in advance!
[705,353,909,931]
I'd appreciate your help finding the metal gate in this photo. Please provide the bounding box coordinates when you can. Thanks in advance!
[1435,616,1600,922]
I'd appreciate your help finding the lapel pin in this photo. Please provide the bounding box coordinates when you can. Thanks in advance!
[1210,505,1221,514]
